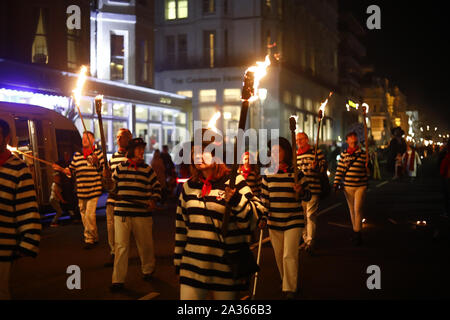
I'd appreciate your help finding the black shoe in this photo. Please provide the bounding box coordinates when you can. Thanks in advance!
[351,232,362,246]
[104,255,115,267]
[143,271,155,281]
[110,283,125,292]
[83,243,96,250]
[284,291,296,300]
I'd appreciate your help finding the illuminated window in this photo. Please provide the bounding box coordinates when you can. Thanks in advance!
[203,0,215,14]
[112,103,129,117]
[113,121,128,152]
[163,110,174,122]
[136,106,149,120]
[67,28,80,71]
[32,8,49,64]
[79,98,93,114]
[94,119,110,149]
[203,31,216,68]
[223,105,239,132]
[150,109,162,121]
[110,33,125,80]
[199,107,217,126]
[165,0,188,20]
[305,98,313,111]
[295,95,302,109]
[199,89,216,103]
[223,89,241,102]
[175,112,187,125]
[177,91,193,98]
[283,91,292,105]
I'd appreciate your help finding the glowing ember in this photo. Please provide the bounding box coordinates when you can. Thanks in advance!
[245,55,271,102]
[73,66,88,106]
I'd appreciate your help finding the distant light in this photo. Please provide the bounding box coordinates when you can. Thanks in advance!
[176,178,189,184]
[327,170,331,177]
[362,218,367,224]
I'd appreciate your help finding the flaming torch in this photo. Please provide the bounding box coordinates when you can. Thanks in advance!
[73,66,95,154]
[7,145,54,166]
[314,92,333,161]
[221,55,271,237]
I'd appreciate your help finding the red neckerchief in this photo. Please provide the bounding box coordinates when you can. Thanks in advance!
[0,150,12,167]
[405,150,416,171]
[118,148,126,154]
[297,145,311,155]
[128,159,140,170]
[83,147,94,159]
[279,162,289,173]
[240,165,252,179]
[347,146,359,155]
[200,176,213,197]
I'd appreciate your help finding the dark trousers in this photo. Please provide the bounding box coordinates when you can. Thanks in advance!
[443,178,450,214]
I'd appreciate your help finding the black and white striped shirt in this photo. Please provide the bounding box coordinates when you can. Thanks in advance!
[296,148,327,196]
[334,149,369,188]
[238,169,262,197]
[0,154,41,262]
[106,150,127,205]
[261,168,311,231]
[69,148,104,200]
[112,161,161,217]
[175,174,264,291]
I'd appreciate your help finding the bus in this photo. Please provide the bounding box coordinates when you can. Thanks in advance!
[0,101,82,212]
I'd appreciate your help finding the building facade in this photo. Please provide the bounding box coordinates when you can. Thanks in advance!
[154,0,340,142]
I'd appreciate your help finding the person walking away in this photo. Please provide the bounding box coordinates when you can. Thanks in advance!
[333,132,369,246]
[110,138,162,292]
[103,128,132,267]
[151,149,167,204]
[402,143,421,182]
[0,119,41,299]
[174,135,263,300]
[161,145,176,195]
[260,137,311,300]
[295,132,327,255]
[53,131,104,250]
[49,172,75,227]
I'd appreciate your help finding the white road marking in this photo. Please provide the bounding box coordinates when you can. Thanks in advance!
[388,218,397,225]
[376,181,389,188]
[138,292,160,300]
[327,222,352,229]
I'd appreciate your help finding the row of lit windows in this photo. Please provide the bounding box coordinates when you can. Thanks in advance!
[165,0,222,21]
[177,88,242,103]
[282,91,328,113]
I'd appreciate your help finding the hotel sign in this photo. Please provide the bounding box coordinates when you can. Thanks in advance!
[171,75,242,85]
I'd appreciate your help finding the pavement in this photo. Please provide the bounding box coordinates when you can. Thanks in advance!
[10,159,450,300]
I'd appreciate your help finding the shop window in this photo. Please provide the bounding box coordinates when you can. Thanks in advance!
[177,90,192,98]
[223,89,241,102]
[223,105,239,133]
[150,109,162,121]
[112,103,129,117]
[136,106,149,120]
[295,95,302,109]
[199,89,216,103]
[94,119,110,150]
[175,112,187,126]
[79,98,93,114]
[163,110,174,122]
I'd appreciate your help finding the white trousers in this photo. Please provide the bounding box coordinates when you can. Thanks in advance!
[0,262,12,300]
[301,195,320,245]
[112,216,155,284]
[79,197,99,244]
[180,284,237,300]
[269,227,302,293]
[106,204,115,255]
[343,186,367,232]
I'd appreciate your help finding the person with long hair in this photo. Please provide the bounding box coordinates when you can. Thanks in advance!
[174,133,264,300]
[238,151,262,197]
[260,137,311,300]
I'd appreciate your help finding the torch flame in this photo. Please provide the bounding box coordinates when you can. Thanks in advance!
[319,92,333,117]
[6,145,18,152]
[207,111,221,133]
[73,66,88,106]
[245,55,271,102]
[362,103,370,113]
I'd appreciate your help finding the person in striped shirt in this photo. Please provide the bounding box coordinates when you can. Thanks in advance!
[296,132,328,254]
[260,137,311,300]
[238,151,262,197]
[0,119,41,299]
[53,131,104,249]
[333,132,369,246]
[110,138,162,292]
[175,137,264,300]
[103,128,132,267]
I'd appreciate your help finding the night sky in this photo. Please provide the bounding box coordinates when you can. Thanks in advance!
[341,0,450,133]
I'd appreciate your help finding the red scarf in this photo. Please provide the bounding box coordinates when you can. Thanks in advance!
[83,147,94,159]
[240,166,252,179]
[128,159,139,170]
[279,162,289,173]
[297,145,311,155]
[347,146,359,155]
[0,150,11,167]
[200,176,213,197]
[404,150,416,171]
